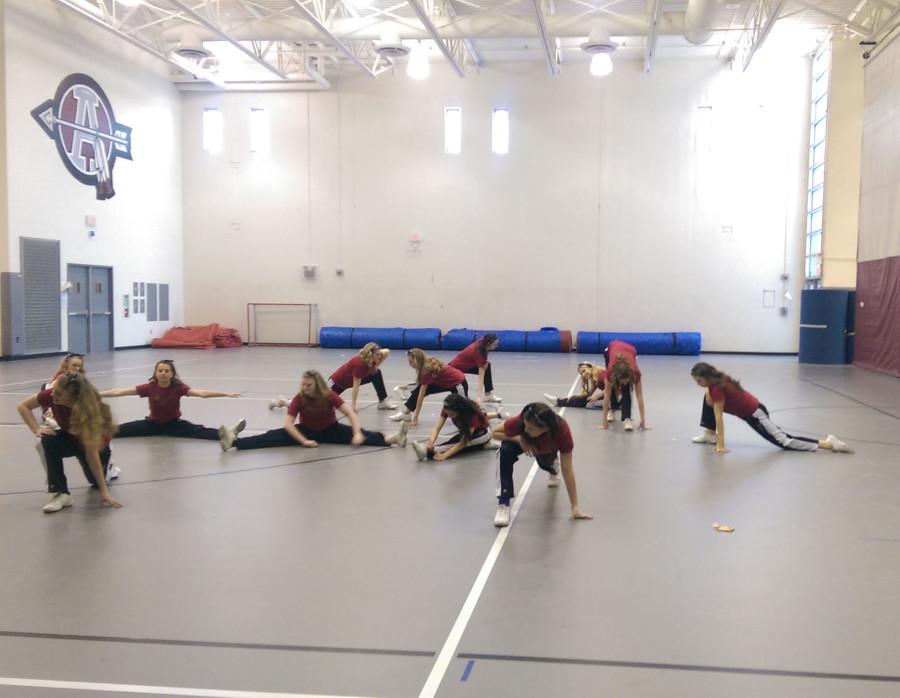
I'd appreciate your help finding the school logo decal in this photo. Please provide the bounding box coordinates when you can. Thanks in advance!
[31,74,132,200]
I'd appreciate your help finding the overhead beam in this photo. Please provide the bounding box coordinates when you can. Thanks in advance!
[167,0,289,80]
[406,0,466,77]
[742,0,786,72]
[790,0,870,36]
[446,0,481,67]
[644,0,662,74]
[527,0,557,76]
[285,0,376,77]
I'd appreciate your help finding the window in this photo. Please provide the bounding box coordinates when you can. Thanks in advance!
[492,108,509,154]
[202,108,223,154]
[444,107,461,155]
[805,39,830,287]
[250,108,269,153]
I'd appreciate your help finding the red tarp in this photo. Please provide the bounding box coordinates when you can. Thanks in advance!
[151,324,243,349]
[854,256,900,377]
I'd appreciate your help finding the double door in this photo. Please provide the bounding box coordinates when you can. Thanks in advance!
[67,265,112,354]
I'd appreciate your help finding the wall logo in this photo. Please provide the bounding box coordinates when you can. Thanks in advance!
[31,73,132,200]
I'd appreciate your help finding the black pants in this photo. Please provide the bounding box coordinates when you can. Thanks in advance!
[42,431,111,494]
[608,388,628,418]
[117,418,219,440]
[496,440,558,504]
[459,364,493,393]
[556,395,602,408]
[234,422,388,449]
[331,370,388,402]
[699,399,819,451]
[427,428,491,459]
[404,379,469,412]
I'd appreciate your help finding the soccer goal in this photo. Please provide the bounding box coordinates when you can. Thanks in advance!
[246,303,319,346]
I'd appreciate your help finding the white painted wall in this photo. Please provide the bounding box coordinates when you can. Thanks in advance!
[182,54,811,352]
[3,0,183,351]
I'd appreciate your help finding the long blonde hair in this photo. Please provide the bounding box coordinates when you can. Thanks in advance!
[300,370,332,405]
[578,362,597,394]
[423,356,445,375]
[407,348,427,379]
[55,372,116,448]
[358,342,382,368]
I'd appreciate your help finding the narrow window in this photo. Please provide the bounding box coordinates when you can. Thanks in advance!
[444,107,461,155]
[250,108,269,153]
[202,108,223,154]
[492,108,509,155]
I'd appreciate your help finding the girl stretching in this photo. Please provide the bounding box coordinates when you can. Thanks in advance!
[545,362,605,408]
[327,343,396,412]
[690,362,852,454]
[448,333,502,404]
[390,350,469,426]
[220,370,407,451]
[17,372,122,512]
[491,402,592,527]
[100,359,244,441]
[412,393,507,462]
[599,340,646,431]
[41,353,85,429]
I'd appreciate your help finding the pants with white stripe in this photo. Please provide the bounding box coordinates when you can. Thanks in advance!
[426,427,491,459]
[496,440,558,504]
[700,399,819,451]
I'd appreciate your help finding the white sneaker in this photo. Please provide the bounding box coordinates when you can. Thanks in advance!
[483,393,503,403]
[623,418,634,432]
[411,441,428,461]
[268,396,287,410]
[218,425,236,451]
[548,471,562,487]
[42,493,73,513]
[376,399,397,410]
[608,411,616,423]
[485,439,502,450]
[825,434,853,453]
[395,420,409,448]
[586,400,601,409]
[106,463,121,482]
[233,419,247,435]
[692,432,717,444]
[543,393,558,405]
[389,410,411,422]
[493,504,511,527]
[393,384,411,401]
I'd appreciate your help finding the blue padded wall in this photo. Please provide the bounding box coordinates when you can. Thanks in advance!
[577,331,701,355]
[320,327,353,348]
[403,328,441,350]
[525,330,562,352]
[442,329,476,350]
[483,330,527,352]
[350,327,405,349]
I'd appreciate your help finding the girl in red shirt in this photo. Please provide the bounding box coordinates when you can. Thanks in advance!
[327,342,396,412]
[545,362,605,408]
[100,360,244,441]
[448,333,502,404]
[491,402,592,527]
[390,350,469,426]
[41,353,85,429]
[221,370,407,451]
[17,372,122,512]
[599,340,646,431]
[411,393,507,462]
[690,362,852,454]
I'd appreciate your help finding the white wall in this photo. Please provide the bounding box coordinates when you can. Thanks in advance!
[182,54,811,352]
[3,0,183,351]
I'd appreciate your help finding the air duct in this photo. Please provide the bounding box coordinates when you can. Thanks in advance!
[684,0,721,45]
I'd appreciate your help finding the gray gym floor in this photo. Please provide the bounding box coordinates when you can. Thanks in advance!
[0,348,898,698]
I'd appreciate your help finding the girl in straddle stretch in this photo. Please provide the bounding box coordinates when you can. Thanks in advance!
[100,359,244,441]
[411,393,507,462]
[690,362,852,454]
[220,370,407,451]
[545,362,605,409]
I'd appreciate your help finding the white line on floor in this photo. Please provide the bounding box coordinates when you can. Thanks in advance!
[0,677,373,698]
[417,375,580,698]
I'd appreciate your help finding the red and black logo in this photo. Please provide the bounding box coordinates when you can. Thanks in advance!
[31,73,132,200]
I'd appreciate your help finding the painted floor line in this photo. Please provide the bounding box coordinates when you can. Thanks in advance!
[417,376,580,698]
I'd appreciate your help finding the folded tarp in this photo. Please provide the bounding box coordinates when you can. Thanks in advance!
[151,324,219,349]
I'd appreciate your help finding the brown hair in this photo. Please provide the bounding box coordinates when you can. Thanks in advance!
[55,372,116,448]
[300,370,332,405]
[691,362,742,391]
[149,359,183,385]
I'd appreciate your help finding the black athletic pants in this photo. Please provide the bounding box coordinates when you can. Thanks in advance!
[331,370,389,402]
[116,418,219,440]
[427,428,491,459]
[699,400,818,451]
[234,422,388,449]
[496,440,558,504]
[459,364,493,393]
[404,380,469,412]
[42,431,111,494]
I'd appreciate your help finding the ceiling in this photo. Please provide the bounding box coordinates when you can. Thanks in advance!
[55,0,900,88]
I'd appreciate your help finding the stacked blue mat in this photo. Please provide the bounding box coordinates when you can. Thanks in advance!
[320,327,566,352]
[576,331,701,356]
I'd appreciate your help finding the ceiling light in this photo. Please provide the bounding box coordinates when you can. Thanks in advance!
[589,53,613,76]
[375,32,410,58]
[407,44,430,80]
[581,26,617,77]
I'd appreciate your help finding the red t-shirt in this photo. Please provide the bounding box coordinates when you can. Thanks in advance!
[709,383,760,418]
[502,415,574,455]
[421,365,465,388]
[37,389,111,447]
[607,340,642,384]
[449,341,488,372]
[136,382,191,424]
[329,356,373,392]
[441,408,489,433]
[288,392,344,431]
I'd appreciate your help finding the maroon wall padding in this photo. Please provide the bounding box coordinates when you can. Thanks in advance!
[560,330,572,352]
[854,255,900,377]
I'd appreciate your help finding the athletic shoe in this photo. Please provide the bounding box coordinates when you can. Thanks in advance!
[233,419,247,436]
[106,462,121,482]
[608,411,616,423]
[623,418,635,432]
[825,434,853,453]
[396,421,409,448]
[692,432,717,444]
[543,393,558,405]
[218,425,236,451]
[548,472,562,487]
[268,396,288,410]
[393,384,411,401]
[586,400,601,409]
[485,439,502,450]
[389,410,411,422]
[493,504,511,527]
[42,493,73,513]
[411,441,428,461]
[376,399,397,410]
[483,393,503,403]
[496,408,510,420]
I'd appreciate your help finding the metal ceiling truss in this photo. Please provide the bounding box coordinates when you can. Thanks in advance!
[644,0,662,74]
[528,0,559,75]
[407,0,467,76]
[739,0,787,71]
[285,0,377,76]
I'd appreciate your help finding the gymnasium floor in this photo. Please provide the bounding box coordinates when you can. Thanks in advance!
[0,347,898,698]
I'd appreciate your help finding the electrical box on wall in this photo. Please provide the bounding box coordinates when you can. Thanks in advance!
[303,265,318,279]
